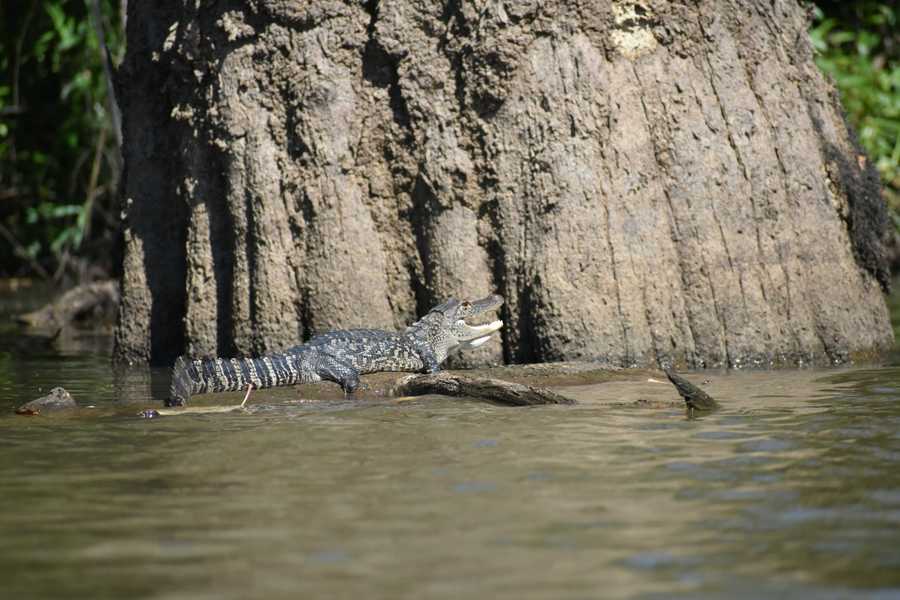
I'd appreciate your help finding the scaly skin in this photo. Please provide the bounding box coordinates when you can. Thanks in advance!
[167,295,504,406]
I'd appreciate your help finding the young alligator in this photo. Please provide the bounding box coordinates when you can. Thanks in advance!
[167,295,504,406]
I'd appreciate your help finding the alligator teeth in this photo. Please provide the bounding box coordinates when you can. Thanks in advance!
[465,335,494,348]
[457,319,503,348]
[460,319,503,337]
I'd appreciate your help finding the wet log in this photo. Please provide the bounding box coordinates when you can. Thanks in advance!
[392,372,575,406]
[145,371,577,417]
[18,280,118,328]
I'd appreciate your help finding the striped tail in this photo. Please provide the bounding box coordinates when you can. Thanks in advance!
[167,352,309,406]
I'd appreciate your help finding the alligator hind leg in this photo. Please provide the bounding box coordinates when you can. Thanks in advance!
[316,355,361,394]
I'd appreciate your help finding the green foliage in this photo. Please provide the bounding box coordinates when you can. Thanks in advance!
[0,0,122,280]
[810,2,899,195]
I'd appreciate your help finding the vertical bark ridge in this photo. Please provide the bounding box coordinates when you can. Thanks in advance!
[182,138,233,358]
[725,6,824,360]
[663,188,701,366]
[183,197,216,357]
[226,136,253,356]
[695,12,777,365]
[114,0,189,366]
[633,60,722,366]
[631,65,700,366]
[603,200,630,364]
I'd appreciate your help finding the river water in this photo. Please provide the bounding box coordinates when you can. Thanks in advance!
[1,287,899,599]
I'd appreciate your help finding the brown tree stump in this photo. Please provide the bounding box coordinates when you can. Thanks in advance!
[114,0,892,368]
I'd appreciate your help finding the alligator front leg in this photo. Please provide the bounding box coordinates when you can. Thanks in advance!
[414,343,442,374]
[422,355,441,374]
[316,354,361,394]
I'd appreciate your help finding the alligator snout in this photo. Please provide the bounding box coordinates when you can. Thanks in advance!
[456,294,504,347]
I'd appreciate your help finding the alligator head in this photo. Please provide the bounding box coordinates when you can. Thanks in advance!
[410,294,504,364]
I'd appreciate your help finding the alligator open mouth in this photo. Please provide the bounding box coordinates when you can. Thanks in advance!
[454,294,504,348]
[457,318,504,348]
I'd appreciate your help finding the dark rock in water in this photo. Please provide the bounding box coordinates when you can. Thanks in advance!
[663,370,720,413]
[16,387,77,415]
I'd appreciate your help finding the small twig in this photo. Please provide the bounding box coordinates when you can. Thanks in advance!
[51,248,70,283]
[68,148,91,199]
[0,221,50,279]
[13,0,40,111]
[241,383,253,407]
[82,125,109,245]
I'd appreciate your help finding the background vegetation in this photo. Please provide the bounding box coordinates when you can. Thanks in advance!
[0,1,896,283]
[0,0,122,283]
[810,1,899,216]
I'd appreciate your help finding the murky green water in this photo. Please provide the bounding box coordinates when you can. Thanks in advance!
[1,288,900,599]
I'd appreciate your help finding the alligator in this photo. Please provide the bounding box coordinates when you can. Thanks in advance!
[167,295,504,406]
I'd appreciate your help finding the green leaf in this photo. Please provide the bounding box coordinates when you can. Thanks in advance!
[45,3,67,34]
[50,227,77,254]
[34,30,55,63]
[49,204,82,219]
[828,31,857,45]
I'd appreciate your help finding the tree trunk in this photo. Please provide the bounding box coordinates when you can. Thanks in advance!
[113,0,893,368]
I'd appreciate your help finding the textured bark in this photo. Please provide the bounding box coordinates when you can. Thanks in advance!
[114,0,892,368]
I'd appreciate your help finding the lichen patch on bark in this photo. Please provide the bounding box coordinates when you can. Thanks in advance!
[610,1,659,59]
